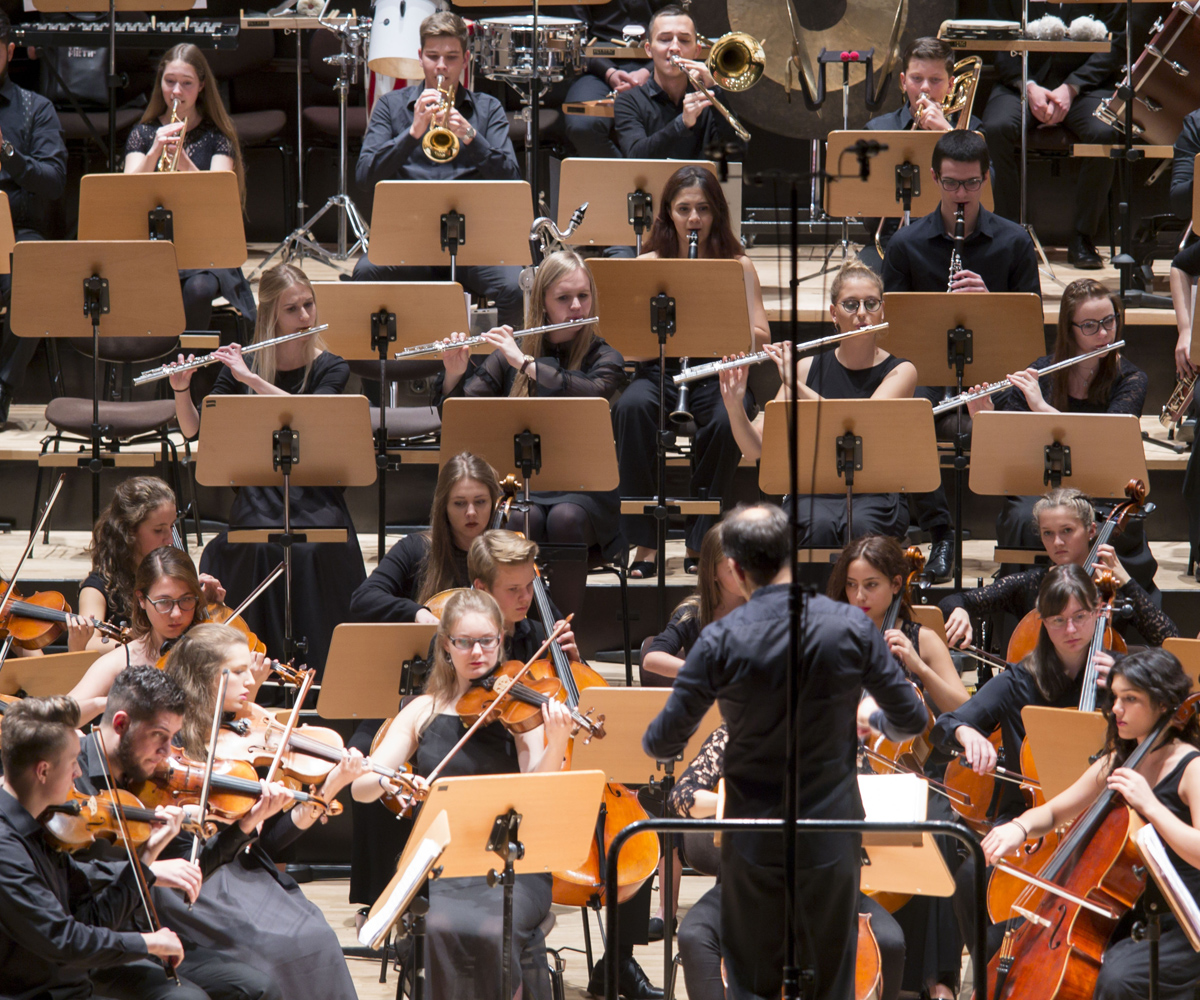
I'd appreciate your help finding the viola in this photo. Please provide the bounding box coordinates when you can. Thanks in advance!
[0,580,130,650]
[40,787,203,853]
[855,913,882,1000]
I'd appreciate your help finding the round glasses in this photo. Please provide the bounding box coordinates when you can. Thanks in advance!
[1043,609,1096,631]
[836,297,883,315]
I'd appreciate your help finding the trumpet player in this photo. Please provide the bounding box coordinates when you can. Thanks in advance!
[353,12,523,326]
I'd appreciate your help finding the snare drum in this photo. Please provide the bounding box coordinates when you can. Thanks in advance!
[474,15,584,83]
[1096,4,1200,145]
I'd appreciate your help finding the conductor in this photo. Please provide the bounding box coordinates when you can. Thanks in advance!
[643,504,927,1000]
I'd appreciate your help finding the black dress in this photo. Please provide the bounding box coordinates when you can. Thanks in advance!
[125,120,257,325]
[414,714,554,1000]
[196,352,365,678]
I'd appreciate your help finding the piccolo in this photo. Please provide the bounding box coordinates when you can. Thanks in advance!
[931,340,1125,416]
[133,325,330,386]
[672,322,889,385]
[393,317,600,360]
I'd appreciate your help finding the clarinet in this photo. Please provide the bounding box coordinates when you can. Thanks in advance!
[670,230,701,427]
[947,203,965,291]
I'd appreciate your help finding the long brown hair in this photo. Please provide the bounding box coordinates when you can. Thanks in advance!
[1099,648,1200,772]
[1023,564,1098,701]
[644,166,742,260]
[130,547,209,641]
[511,251,600,398]
[1050,279,1123,410]
[251,264,327,389]
[826,535,912,621]
[140,44,246,208]
[675,521,728,628]
[88,476,176,620]
[164,623,246,758]
[423,589,504,729]
[418,453,503,604]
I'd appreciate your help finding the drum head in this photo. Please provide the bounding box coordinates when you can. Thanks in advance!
[368,0,436,80]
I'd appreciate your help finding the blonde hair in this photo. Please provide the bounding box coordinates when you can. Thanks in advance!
[829,256,884,304]
[424,590,504,721]
[164,623,246,758]
[250,264,325,389]
[512,251,601,397]
[1032,488,1096,533]
[419,454,502,604]
[675,521,727,627]
[468,530,538,590]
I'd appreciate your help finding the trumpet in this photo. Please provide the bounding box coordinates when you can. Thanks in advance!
[673,322,889,385]
[669,54,751,143]
[156,99,187,172]
[394,317,600,360]
[133,325,330,386]
[931,340,1125,415]
[422,75,460,162]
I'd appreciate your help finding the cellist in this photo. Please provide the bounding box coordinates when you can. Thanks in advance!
[981,648,1200,1000]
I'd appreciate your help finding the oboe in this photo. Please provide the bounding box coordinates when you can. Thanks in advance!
[133,325,330,386]
[947,203,965,291]
[932,340,1125,415]
[393,317,599,360]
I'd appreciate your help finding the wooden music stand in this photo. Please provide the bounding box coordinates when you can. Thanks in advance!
[758,399,942,541]
[0,649,100,697]
[0,193,14,276]
[1021,706,1107,801]
[77,173,247,271]
[910,605,949,646]
[311,280,472,558]
[969,412,1149,498]
[360,809,452,953]
[317,623,440,719]
[857,773,955,897]
[1163,637,1200,691]
[10,240,185,519]
[368,181,534,278]
[194,395,375,662]
[556,159,717,251]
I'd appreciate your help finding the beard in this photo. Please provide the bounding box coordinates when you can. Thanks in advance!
[114,734,153,786]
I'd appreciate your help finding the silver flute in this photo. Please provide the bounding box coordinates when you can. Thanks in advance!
[672,322,889,385]
[133,325,330,386]
[931,340,1125,415]
[394,317,599,360]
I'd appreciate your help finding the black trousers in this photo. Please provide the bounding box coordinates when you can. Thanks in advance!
[92,947,282,1000]
[613,369,753,553]
[0,228,45,395]
[1094,913,1200,1000]
[351,254,524,328]
[563,64,644,158]
[980,84,1117,234]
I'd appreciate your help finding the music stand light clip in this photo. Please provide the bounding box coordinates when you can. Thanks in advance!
[147,205,174,243]
[1043,441,1072,487]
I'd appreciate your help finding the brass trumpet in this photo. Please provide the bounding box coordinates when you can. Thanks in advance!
[422,75,460,162]
[156,99,187,172]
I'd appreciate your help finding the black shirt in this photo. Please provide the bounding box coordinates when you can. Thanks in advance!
[991,353,1148,415]
[646,605,701,658]
[357,84,521,186]
[865,104,984,134]
[643,585,927,865]
[126,118,234,171]
[0,787,148,1000]
[564,1,661,80]
[1172,110,1200,222]
[614,76,741,159]
[806,350,908,398]
[882,205,1042,301]
[349,533,470,624]
[0,76,67,236]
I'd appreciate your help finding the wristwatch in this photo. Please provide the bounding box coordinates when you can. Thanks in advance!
[520,355,535,374]
[464,124,477,142]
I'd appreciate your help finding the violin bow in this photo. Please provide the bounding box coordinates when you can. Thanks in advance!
[94,731,181,985]
[263,668,316,785]
[225,563,286,628]
[425,615,574,786]
[190,670,230,869]
[0,474,65,625]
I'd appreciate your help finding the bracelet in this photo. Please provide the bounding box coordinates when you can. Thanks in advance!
[1010,819,1029,840]
[172,387,189,394]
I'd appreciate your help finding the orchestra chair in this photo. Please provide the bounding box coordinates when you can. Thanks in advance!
[637,635,674,689]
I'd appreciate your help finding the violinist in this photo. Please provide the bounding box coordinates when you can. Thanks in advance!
[168,263,365,678]
[351,589,573,1000]
[829,536,969,1000]
[75,665,288,1000]
[718,257,917,554]
[71,546,212,725]
[435,251,624,613]
[932,564,1114,952]
[981,648,1200,1000]
[939,488,1177,650]
[0,695,187,998]
[613,165,769,578]
[162,623,365,1000]
[80,476,224,649]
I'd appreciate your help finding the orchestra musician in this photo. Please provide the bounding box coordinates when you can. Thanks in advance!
[613,164,768,577]
[435,250,625,613]
[981,647,1200,1000]
[168,263,365,678]
[718,257,916,555]
[123,44,256,333]
[883,128,1041,583]
[643,504,927,1000]
[351,588,573,1000]
[162,623,366,1000]
[352,11,523,327]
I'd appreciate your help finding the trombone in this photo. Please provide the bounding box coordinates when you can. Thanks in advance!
[669,31,763,144]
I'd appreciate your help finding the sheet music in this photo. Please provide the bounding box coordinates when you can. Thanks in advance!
[1135,825,1200,951]
[358,812,451,950]
[858,773,929,823]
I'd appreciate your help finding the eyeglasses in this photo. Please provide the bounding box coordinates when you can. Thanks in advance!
[145,595,199,614]
[836,297,883,315]
[448,635,503,651]
[1071,314,1119,336]
[936,176,984,192]
[1043,610,1097,631]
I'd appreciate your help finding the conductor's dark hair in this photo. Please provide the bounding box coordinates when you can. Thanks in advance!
[103,665,188,726]
[1101,648,1200,769]
[722,504,790,588]
[931,129,990,177]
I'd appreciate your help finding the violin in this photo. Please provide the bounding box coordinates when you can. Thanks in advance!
[40,787,203,853]
[455,657,602,737]
[855,913,882,1000]
[0,579,130,650]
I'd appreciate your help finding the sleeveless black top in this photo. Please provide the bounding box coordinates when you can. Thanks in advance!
[1151,749,1200,902]
[414,713,520,779]
[805,349,908,398]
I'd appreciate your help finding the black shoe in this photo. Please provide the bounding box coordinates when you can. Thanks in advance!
[647,915,678,942]
[926,538,955,583]
[587,957,664,1000]
[0,380,12,424]
[1067,232,1103,269]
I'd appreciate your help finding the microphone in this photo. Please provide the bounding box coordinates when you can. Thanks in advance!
[849,139,888,180]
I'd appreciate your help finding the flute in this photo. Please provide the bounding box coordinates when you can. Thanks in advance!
[133,325,330,386]
[672,322,889,385]
[932,340,1125,415]
[393,317,600,360]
